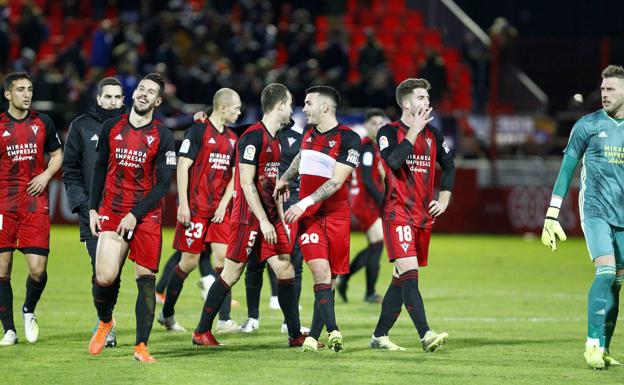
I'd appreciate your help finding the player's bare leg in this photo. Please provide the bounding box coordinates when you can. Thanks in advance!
[158,251,198,332]
[133,263,157,362]
[395,257,447,352]
[267,254,304,345]
[89,232,128,355]
[21,253,48,343]
[193,258,244,346]
[305,259,342,352]
[213,243,239,332]
[0,251,17,345]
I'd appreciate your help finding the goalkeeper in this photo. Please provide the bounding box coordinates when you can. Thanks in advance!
[542,64,624,369]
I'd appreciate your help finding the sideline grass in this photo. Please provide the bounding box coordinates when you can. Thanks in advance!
[1,226,621,384]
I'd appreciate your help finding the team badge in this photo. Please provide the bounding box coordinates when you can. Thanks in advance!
[146,135,155,146]
[243,145,256,160]
[442,141,450,153]
[401,243,409,253]
[426,138,432,148]
[328,140,336,147]
[186,238,194,247]
[179,139,190,154]
[165,151,176,166]
[379,136,388,150]
[30,124,39,135]
[287,137,296,147]
[229,138,236,147]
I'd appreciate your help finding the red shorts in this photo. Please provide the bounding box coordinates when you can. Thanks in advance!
[172,215,230,253]
[352,206,380,231]
[297,214,350,275]
[226,220,291,263]
[0,212,50,256]
[382,221,431,266]
[99,208,162,272]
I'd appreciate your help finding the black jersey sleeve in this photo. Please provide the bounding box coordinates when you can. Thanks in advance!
[62,117,88,212]
[130,126,176,220]
[237,129,264,166]
[431,125,456,192]
[177,122,204,160]
[336,129,361,168]
[360,142,384,207]
[41,113,62,152]
[89,119,114,211]
[377,124,412,171]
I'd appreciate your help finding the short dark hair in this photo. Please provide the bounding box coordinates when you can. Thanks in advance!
[306,86,340,107]
[4,72,32,92]
[365,108,385,121]
[142,73,165,97]
[97,77,123,96]
[261,83,289,113]
[602,65,624,79]
[395,78,431,107]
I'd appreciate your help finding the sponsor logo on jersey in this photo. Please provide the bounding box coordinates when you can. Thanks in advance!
[229,138,236,147]
[599,131,608,138]
[401,243,409,253]
[115,134,123,140]
[346,149,360,165]
[209,137,216,144]
[243,144,256,160]
[30,124,39,135]
[146,135,155,146]
[426,138,432,148]
[328,140,336,147]
[90,134,98,141]
[379,136,388,150]
[179,139,190,153]
[2,131,9,137]
[186,238,194,247]
[166,151,177,166]
[287,137,296,147]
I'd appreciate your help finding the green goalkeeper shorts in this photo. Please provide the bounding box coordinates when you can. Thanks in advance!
[581,217,624,268]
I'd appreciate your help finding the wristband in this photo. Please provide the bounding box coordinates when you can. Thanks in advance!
[295,196,314,212]
[549,196,562,209]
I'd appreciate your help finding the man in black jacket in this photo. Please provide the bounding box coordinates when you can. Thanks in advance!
[62,77,125,347]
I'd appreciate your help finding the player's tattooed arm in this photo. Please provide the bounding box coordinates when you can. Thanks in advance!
[281,152,300,182]
[273,152,300,201]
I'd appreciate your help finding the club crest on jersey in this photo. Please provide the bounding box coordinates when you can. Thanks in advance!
[186,238,194,247]
[179,139,190,154]
[146,135,155,146]
[328,140,336,147]
[426,138,432,148]
[2,131,9,137]
[30,124,39,135]
[166,151,176,166]
[209,137,216,144]
[229,138,236,147]
[243,144,256,161]
[287,137,296,147]
[401,243,409,253]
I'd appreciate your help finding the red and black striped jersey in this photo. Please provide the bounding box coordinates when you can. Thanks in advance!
[350,136,384,210]
[96,114,176,222]
[178,121,237,218]
[377,120,455,228]
[299,123,360,216]
[231,121,281,224]
[0,110,61,213]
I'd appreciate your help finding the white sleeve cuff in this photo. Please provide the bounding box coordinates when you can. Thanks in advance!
[295,196,315,212]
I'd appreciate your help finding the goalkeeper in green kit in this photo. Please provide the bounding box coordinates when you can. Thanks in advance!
[542,64,624,369]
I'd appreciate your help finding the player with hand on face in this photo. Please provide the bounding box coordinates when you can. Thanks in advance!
[88,73,176,362]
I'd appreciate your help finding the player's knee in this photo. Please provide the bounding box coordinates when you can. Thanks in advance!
[180,254,199,272]
[221,267,242,286]
[595,265,616,286]
[95,273,116,286]
[274,263,294,280]
[28,266,46,281]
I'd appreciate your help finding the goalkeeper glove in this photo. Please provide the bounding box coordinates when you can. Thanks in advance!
[541,206,567,251]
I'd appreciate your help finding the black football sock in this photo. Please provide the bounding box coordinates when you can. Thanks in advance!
[245,257,265,319]
[198,249,215,277]
[162,265,189,318]
[344,246,370,284]
[277,278,301,338]
[365,242,383,296]
[400,269,429,338]
[155,250,181,293]
[215,267,232,321]
[373,277,403,337]
[292,247,303,304]
[22,272,47,314]
[196,277,230,333]
[0,277,15,332]
[93,280,115,323]
[135,275,156,346]
[309,302,324,340]
[314,283,338,333]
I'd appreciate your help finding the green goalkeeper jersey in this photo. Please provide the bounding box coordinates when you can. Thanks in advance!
[564,109,624,226]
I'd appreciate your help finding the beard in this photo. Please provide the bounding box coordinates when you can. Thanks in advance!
[132,102,153,116]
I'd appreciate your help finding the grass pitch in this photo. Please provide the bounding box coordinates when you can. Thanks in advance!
[1,226,622,384]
